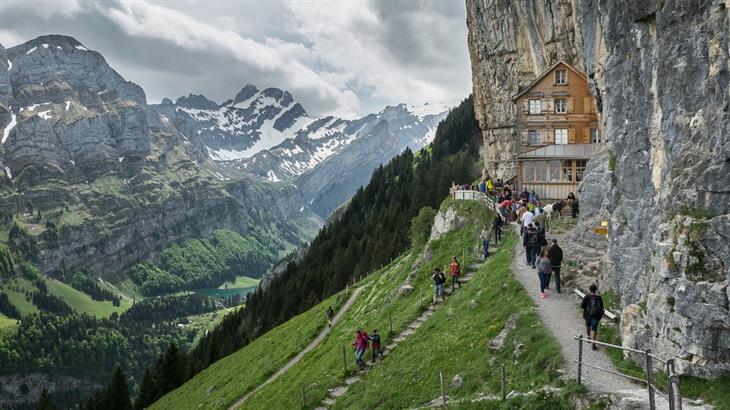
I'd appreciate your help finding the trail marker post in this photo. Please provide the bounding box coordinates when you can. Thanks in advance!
[300,384,305,406]
[342,346,347,376]
[388,313,393,335]
[577,335,583,384]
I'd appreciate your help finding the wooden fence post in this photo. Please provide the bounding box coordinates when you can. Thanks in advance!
[577,335,583,384]
[389,313,393,335]
[300,384,306,407]
[342,346,347,375]
[439,370,446,408]
[501,364,506,402]
[646,350,656,410]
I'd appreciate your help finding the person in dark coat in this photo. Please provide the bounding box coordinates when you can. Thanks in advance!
[492,214,503,245]
[522,224,540,268]
[571,198,580,218]
[547,239,563,293]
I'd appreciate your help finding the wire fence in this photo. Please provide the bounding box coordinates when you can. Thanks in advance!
[575,336,683,410]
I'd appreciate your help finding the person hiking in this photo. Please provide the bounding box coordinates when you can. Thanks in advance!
[571,198,580,218]
[523,224,540,268]
[326,306,335,327]
[486,178,495,194]
[534,221,547,253]
[581,284,605,350]
[480,225,490,260]
[492,214,503,245]
[536,249,552,299]
[369,329,382,362]
[521,208,534,237]
[479,180,486,193]
[432,268,445,304]
[547,239,563,293]
[354,330,368,367]
[449,256,461,290]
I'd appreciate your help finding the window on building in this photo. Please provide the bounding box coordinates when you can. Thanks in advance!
[528,130,540,145]
[555,69,567,85]
[575,160,587,182]
[555,129,568,144]
[590,128,601,143]
[555,98,567,113]
[523,161,534,182]
[549,160,561,182]
[534,161,547,182]
[528,99,541,114]
[561,160,573,182]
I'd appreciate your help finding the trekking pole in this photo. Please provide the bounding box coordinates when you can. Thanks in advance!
[501,364,506,402]
[439,370,447,408]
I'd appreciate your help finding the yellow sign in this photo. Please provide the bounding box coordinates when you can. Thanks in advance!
[594,221,609,235]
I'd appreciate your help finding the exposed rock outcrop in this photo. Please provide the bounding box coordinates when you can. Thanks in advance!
[467,0,729,377]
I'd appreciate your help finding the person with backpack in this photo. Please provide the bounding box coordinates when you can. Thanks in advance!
[571,198,580,218]
[536,249,552,299]
[480,225,490,260]
[492,214,503,245]
[432,268,445,304]
[547,239,563,293]
[369,329,382,362]
[581,284,605,350]
[326,306,335,327]
[523,224,540,268]
[449,256,461,290]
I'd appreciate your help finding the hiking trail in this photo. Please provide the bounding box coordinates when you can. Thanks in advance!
[509,224,707,409]
[314,260,486,410]
[229,285,367,410]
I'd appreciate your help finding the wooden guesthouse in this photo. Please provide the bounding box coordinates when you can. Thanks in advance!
[512,61,603,200]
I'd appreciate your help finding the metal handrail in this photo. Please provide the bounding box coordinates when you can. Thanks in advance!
[573,335,646,354]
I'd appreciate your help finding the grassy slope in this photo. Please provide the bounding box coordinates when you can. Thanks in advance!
[153,200,579,409]
[4,278,40,317]
[151,292,346,410]
[0,313,17,333]
[45,278,131,318]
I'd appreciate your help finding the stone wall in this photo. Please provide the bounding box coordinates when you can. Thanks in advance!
[466,0,729,377]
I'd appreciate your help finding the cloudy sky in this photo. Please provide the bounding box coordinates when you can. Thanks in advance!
[0,0,472,118]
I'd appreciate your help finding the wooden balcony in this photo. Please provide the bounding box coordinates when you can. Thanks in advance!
[521,112,595,122]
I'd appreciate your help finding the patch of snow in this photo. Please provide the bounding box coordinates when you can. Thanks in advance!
[21,102,52,112]
[3,166,11,179]
[306,118,337,140]
[205,168,228,181]
[266,170,280,182]
[2,112,17,144]
[118,157,124,163]
[299,206,304,212]
[407,102,451,120]
[37,110,53,120]
[56,46,62,50]
[41,43,49,48]
[65,100,71,111]
[26,46,37,54]
[70,160,76,166]
[75,45,88,51]
[7,60,11,70]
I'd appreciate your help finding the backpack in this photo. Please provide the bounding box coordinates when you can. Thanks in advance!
[586,295,603,318]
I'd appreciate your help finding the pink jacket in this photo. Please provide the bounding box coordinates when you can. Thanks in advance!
[354,333,369,350]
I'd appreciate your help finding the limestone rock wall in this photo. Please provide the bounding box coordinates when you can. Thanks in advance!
[467,0,729,377]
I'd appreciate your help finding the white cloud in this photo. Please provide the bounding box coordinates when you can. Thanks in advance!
[0,29,25,47]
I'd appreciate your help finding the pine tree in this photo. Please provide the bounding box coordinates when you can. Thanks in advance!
[107,366,132,410]
[134,369,158,410]
[36,388,58,410]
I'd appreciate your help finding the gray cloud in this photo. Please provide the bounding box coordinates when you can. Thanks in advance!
[0,0,471,117]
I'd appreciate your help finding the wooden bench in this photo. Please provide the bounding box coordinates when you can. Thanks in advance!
[574,288,617,320]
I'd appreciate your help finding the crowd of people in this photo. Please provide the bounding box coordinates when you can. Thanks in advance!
[341,181,605,370]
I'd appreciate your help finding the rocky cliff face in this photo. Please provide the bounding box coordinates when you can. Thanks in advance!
[467,0,729,377]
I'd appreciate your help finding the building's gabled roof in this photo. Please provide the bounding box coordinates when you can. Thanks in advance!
[512,61,588,101]
[516,144,601,160]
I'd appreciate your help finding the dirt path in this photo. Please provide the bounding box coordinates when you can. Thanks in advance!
[509,224,710,409]
[229,285,367,410]
[314,262,484,410]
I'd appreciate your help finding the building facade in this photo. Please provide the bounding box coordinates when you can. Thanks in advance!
[513,61,602,200]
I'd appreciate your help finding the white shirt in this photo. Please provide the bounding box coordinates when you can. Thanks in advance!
[522,211,534,227]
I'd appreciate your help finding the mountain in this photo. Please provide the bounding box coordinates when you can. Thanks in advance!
[151,90,449,217]
[0,35,321,407]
